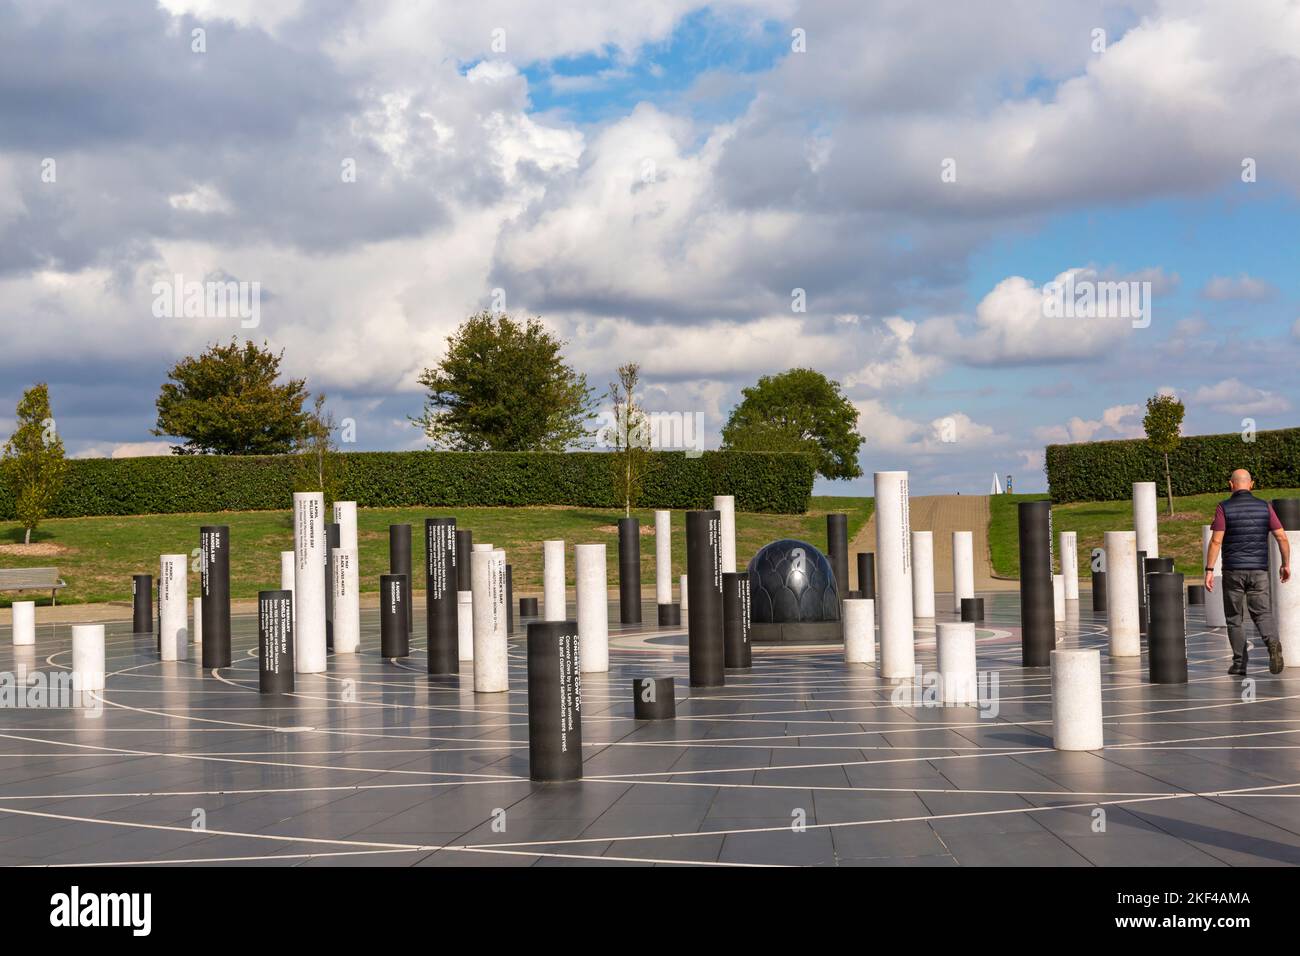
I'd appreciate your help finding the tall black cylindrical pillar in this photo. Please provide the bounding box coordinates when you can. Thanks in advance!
[827,514,849,597]
[856,552,876,601]
[1092,570,1108,613]
[454,529,473,592]
[132,574,153,634]
[618,517,642,624]
[200,525,231,668]
[527,620,583,782]
[1273,498,1300,530]
[425,518,458,674]
[325,522,340,650]
[258,589,295,694]
[722,571,752,669]
[380,573,409,658]
[1018,501,1054,666]
[507,564,515,633]
[686,510,725,687]
[390,524,412,635]
[1147,571,1188,683]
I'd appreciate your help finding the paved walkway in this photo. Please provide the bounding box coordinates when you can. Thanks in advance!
[849,494,1017,592]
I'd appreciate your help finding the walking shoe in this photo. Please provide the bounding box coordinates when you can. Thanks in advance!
[1268,641,1284,675]
[1228,661,1246,676]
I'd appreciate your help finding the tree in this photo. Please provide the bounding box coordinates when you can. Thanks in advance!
[1143,392,1185,515]
[721,368,863,481]
[295,393,341,507]
[153,338,312,455]
[2,384,69,545]
[605,363,653,516]
[413,312,595,450]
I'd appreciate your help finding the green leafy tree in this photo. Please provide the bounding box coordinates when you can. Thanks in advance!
[606,363,653,516]
[153,338,312,455]
[413,312,595,450]
[1143,392,1185,515]
[2,384,69,544]
[721,368,863,481]
[294,393,341,508]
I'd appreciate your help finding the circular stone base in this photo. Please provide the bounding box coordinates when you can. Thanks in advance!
[751,621,843,644]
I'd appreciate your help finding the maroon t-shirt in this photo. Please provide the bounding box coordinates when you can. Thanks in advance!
[1211,502,1282,532]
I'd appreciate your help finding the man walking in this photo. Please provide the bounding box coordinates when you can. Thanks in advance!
[1205,469,1289,675]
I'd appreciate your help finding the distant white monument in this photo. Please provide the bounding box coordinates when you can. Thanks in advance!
[990,472,1003,495]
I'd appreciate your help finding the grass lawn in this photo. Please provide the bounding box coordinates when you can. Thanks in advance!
[989,489,1300,579]
[0,495,873,606]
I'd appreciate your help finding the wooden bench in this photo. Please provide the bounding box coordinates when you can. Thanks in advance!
[0,567,67,605]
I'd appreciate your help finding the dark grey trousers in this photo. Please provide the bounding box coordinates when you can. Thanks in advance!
[1222,569,1278,663]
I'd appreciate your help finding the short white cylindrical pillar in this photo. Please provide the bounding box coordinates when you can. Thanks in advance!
[911,531,935,618]
[952,531,974,612]
[713,495,736,574]
[293,492,328,672]
[575,543,609,673]
[159,554,188,661]
[936,621,978,705]
[875,471,915,680]
[1052,574,1065,622]
[457,591,474,661]
[543,539,566,621]
[72,623,105,693]
[654,511,672,605]
[1051,648,1104,751]
[1060,531,1079,601]
[473,543,493,552]
[680,574,689,611]
[843,598,875,664]
[471,549,508,692]
[1104,531,1140,657]
[1202,525,1226,627]
[192,597,202,645]
[1133,482,1159,558]
[333,501,358,551]
[331,547,360,654]
[12,601,35,646]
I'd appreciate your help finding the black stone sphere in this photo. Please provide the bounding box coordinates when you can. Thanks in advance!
[747,539,840,624]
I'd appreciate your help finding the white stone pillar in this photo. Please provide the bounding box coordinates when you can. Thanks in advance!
[471,549,508,692]
[473,543,493,552]
[159,554,188,661]
[680,574,689,612]
[71,623,105,693]
[576,543,609,673]
[654,511,672,605]
[1133,482,1159,558]
[875,471,914,680]
[11,601,35,646]
[1276,526,1300,666]
[843,598,875,664]
[192,597,202,645]
[713,495,736,574]
[1060,531,1079,601]
[457,590,474,661]
[332,547,360,654]
[293,492,328,672]
[911,531,935,618]
[279,549,296,637]
[543,539,565,621]
[1269,536,1280,611]
[1052,574,1065,622]
[952,531,974,612]
[333,500,358,551]
[1202,525,1226,627]
[1104,531,1141,657]
[936,621,978,705]
[1051,648,1104,751]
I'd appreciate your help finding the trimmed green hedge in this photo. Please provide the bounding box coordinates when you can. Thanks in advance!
[1046,427,1300,503]
[0,450,816,518]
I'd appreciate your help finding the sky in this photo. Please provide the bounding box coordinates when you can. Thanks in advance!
[1,0,1298,496]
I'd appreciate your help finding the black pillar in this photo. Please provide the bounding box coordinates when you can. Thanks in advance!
[618,517,642,624]
[520,596,539,617]
[380,573,409,658]
[1018,500,1054,666]
[632,676,676,720]
[132,574,153,634]
[425,518,458,674]
[686,509,725,687]
[200,525,231,669]
[960,597,984,622]
[1273,498,1300,530]
[856,552,876,601]
[1092,571,1108,614]
[527,620,583,782]
[325,522,339,650]
[454,529,473,592]
[258,589,295,694]
[506,564,515,634]
[826,513,849,597]
[722,571,752,669]
[1147,571,1188,683]
[1136,551,1150,634]
[1187,584,1205,605]
[389,524,412,635]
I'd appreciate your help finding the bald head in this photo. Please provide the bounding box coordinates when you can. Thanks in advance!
[1230,469,1253,491]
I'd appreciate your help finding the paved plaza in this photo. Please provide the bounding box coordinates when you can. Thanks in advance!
[1,593,1298,867]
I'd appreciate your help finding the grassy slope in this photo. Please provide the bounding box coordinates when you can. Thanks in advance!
[990,490,1300,579]
[0,495,873,606]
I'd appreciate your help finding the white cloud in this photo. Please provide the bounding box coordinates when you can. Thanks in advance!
[845,317,945,392]
[1200,273,1277,301]
[1034,403,1144,444]
[855,400,1005,455]
[73,441,175,459]
[1190,378,1290,416]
